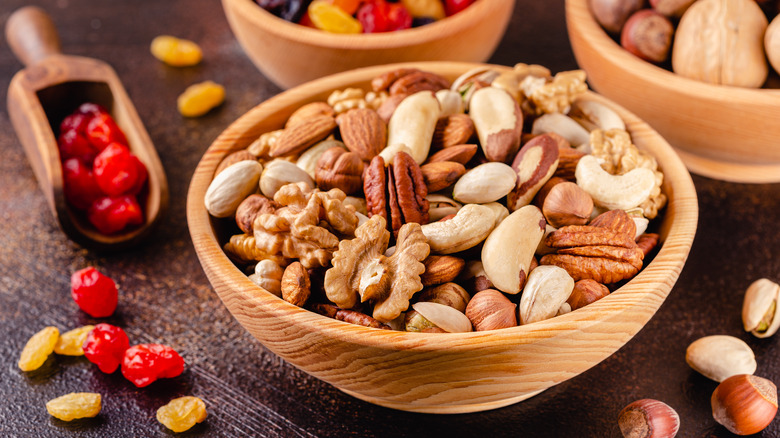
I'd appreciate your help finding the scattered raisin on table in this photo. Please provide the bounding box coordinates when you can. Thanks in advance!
[156,396,207,433]
[46,392,102,421]
[18,326,59,371]
[54,325,95,356]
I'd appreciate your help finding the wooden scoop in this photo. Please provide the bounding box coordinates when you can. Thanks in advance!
[6,6,169,251]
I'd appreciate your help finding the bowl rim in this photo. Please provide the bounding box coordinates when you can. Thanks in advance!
[223,0,513,48]
[187,61,698,353]
[565,0,780,100]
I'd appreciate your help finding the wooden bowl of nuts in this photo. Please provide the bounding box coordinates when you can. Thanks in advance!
[221,0,514,89]
[187,61,698,413]
[566,0,780,183]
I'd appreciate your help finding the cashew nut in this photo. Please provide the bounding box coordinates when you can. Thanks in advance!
[575,155,655,210]
[421,204,496,254]
[435,89,465,117]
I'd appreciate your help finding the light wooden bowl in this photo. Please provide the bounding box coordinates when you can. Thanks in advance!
[566,0,780,183]
[187,62,698,414]
[221,0,514,89]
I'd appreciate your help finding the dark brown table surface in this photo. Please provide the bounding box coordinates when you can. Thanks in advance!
[2,1,780,436]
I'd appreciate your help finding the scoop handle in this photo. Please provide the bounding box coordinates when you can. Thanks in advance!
[6,6,63,67]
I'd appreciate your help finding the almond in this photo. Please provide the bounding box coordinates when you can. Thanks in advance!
[432,114,475,149]
[270,114,337,158]
[337,108,387,161]
[420,161,466,193]
[286,102,336,129]
[469,87,523,163]
[425,144,478,165]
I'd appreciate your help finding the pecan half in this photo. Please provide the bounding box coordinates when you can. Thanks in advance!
[540,209,645,284]
[392,151,429,228]
[371,68,421,92]
[363,155,388,220]
[310,304,391,330]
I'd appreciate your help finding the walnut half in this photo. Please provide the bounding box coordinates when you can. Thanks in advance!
[324,215,430,323]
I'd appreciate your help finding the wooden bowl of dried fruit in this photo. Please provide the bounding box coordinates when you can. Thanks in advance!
[221,0,514,89]
[187,61,698,413]
[566,0,780,183]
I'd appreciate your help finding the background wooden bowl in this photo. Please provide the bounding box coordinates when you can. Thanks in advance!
[221,0,514,89]
[187,62,698,414]
[566,0,780,183]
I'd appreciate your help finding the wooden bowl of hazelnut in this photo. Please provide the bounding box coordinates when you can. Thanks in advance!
[566,0,780,183]
[220,0,514,90]
[186,61,698,413]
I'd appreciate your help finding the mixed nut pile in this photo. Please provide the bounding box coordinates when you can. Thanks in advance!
[590,0,780,88]
[205,64,668,332]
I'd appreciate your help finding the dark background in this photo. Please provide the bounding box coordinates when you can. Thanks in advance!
[1,0,779,436]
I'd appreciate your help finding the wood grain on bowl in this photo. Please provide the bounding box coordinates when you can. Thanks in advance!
[221,0,514,89]
[566,0,780,183]
[186,62,697,414]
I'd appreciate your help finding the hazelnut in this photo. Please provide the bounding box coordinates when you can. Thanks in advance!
[589,0,645,34]
[416,282,471,313]
[621,9,674,63]
[567,279,610,310]
[465,289,517,331]
[711,374,778,435]
[618,399,680,438]
[536,178,593,228]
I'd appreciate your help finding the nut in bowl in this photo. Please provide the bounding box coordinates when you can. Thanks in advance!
[187,62,697,413]
[566,0,780,183]
[221,0,514,89]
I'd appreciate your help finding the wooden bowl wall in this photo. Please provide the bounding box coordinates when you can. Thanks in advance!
[221,0,514,89]
[566,0,780,183]
[186,62,698,414]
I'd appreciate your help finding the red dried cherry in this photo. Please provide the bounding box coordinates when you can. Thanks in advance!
[86,113,127,151]
[59,113,90,135]
[93,143,140,196]
[77,102,109,117]
[357,1,390,33]
[71,267,118,318]
[58,129,99,163]
[121,344,185,388]
[444,0,475,16]
[385,2,412,31]
[128,156,148,196]
[82,323,130,373]
[62,158,103,210]
[87,195,144,235]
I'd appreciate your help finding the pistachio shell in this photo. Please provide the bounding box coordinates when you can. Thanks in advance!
[742,278,780,338]
[686,335,757,382]
[518,265,574,324]
[412,302,472,333]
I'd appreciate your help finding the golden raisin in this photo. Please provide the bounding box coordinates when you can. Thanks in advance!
[18,326,59,371]
[309,1,363,34]
[150,35,203,67]
[46,393,102,421]
[177,81,225,117]
[54,325,95,356]
[156,396,208,433]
